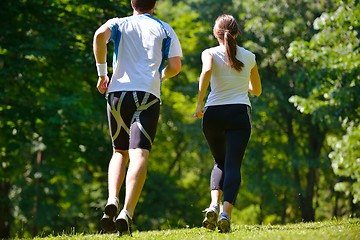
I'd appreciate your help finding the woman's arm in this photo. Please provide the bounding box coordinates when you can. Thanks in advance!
[248,64,262,96]
[194,50,212,118]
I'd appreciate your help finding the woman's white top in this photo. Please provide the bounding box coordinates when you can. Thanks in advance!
[205,45,256,107]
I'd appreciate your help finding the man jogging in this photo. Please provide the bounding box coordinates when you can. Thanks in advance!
[93,0,182,235]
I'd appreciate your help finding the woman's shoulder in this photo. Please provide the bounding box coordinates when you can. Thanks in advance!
[237,46,256,60]
[237,46,254,55]
[204,45,224,55]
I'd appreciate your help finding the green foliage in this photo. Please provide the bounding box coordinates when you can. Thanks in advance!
[135,171,204,230]
[0,0,130,237]
[1,0,359,238]
[287,0,360,203]
[231,0,338,223]
[329,122,360,204]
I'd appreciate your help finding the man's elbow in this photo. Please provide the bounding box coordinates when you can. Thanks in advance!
[94,30,106,43]
[253,87,262,96]
[94,26,109,44]
[173,61,181,76]
[168,58,182,76]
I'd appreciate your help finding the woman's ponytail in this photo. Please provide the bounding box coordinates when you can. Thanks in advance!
[224,30,244,71]
[214,15,244,72]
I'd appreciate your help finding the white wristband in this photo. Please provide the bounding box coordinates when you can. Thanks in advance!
[96,63,108,76]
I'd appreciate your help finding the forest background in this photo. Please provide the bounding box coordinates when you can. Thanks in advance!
[0,0,359,238]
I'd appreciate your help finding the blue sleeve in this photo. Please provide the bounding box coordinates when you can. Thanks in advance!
[104,18,121,43]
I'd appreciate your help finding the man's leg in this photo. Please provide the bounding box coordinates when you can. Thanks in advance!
[108,150,129,200]
[115,148,148,235]
[101,150,129,232]
[122,148,149,218]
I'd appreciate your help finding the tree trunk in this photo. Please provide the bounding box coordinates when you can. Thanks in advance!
[301,122,325,222]
[293,166,305,219]
[302,167,316,221]
[31,150,43,237]
[0,181,11,239]
[167,140,187,175]
[333,191,339,217]
[281,193,287,224]
[287,112,306,221]
[289,115,325,222]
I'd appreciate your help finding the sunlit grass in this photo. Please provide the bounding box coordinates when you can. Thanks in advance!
[21,218,360,240]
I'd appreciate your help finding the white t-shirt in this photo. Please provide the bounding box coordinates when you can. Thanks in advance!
[205,45,256,107]
[105,14,182,99]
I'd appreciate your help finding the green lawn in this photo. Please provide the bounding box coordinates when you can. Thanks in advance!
[28,218,359,240]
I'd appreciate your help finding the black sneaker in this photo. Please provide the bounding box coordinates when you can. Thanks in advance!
[100,198,119,233]
[202,204,219,230]
[116,209,133,236]
[217,212,231,233]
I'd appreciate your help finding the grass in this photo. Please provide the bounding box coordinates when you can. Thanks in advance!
[27,218,359,240]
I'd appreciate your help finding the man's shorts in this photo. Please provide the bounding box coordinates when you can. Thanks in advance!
[107,91,160,151]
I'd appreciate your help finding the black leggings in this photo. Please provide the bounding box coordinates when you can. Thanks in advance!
[202,104,251,205]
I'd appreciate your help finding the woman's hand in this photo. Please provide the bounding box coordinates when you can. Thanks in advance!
[194,103,204,119]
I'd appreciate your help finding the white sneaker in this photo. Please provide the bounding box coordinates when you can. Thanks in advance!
[100,197,119,233]
[202,204,219,230]
[116,209,132,236]
[217,212,231,233]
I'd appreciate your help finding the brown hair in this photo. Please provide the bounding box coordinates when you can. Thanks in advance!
[131,0,156,12]
[213,14,244,72]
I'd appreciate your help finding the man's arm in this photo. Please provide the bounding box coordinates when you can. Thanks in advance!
[93,25,112,94]
[93,25,111,64]
[162,56,182,81]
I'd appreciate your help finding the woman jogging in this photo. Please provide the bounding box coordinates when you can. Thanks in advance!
[93,0,182,235]
[194,14,262,233]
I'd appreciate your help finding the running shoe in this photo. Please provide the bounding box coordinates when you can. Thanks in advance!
[100,197,119,233]
[116,209,133,236]
[202,204,219,230]
[217,212,231,233]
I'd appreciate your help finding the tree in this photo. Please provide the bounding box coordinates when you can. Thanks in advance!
[287,0,360,208]
[1,0,358,237]
[234,0,340,222]
[0,0,130,237]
